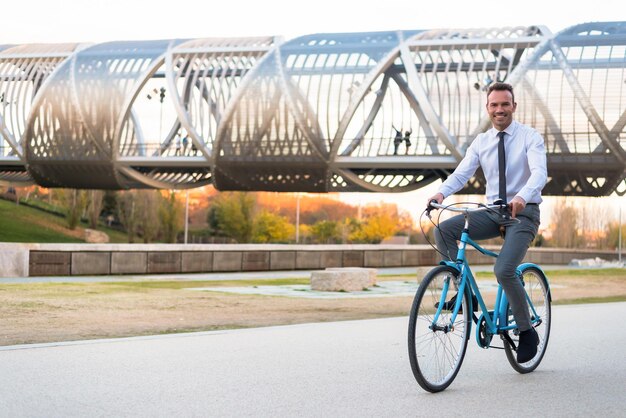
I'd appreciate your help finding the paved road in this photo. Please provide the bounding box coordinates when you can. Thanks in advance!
[1,302,624,417]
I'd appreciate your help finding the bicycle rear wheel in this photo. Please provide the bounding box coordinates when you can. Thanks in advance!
[503,266,551,373]
[408,266,470,392]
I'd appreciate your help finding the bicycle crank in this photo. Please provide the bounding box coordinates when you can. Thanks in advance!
[476,314,493,348]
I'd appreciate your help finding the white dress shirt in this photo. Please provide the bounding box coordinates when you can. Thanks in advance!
[438,120,547,204]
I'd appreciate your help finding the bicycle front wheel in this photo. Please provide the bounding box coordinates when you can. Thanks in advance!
[408,266,470,392]
[503,266,551,373]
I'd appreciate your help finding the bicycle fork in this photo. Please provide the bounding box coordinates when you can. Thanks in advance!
[430,275,456,333]
[431,267,468,333]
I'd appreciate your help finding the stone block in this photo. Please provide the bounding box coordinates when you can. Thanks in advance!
[310,270,371,292]
[321,251,342,268]
[213,252,242,271]
[364,250,383,267]
[402,250,419,266]
[270,251,296,270]
[29,251,70,276]
[111,252,147,274]
[181,252,213,273]
[526,251,541,264]
[30,251,70,264]
[470,251,492,265]
[148,252,181,273]
[326,267,377,287]
[558,252,571,264]
[242,251,270,271]
[549,251,561,264]
[558,252,567,263]
[383,250,402,267]
[71,252,110,275]
[342,251,364,267]
[418,250,437,266]
[296,251,321,269]
[533,251,550,264]
[532,251,544,264]
[0,244,29,277]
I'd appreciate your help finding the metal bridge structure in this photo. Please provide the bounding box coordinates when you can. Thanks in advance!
[1,21,625,196]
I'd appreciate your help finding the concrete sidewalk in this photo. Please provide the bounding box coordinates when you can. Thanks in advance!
[0,264,575,284]
[0,303,624,417]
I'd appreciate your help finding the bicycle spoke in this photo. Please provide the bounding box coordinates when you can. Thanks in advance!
[504,267,551,373]
[410,203,552,389]
[408,266,470,392]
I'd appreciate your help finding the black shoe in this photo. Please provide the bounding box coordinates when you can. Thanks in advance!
[516,328,539,363]
[435,292,478,312]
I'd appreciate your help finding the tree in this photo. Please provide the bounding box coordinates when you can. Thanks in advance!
[159,191,183,243]
[410,223,435,245]
[58,189,87,230]
[136,190,160,243]
[117,191,138,243]
[606,221,626,250]
[549,198,579,248]
[349,212,398,243]
[577,197,615,248]
[209,192,256,243]
[256,193,356,224]
[101,190,118,224]
[310,220,340,244]
[206,206,223,237]
[253,210,294,243]
[87,190,105,229]
[533,233,546,247]
[348,204,399,243]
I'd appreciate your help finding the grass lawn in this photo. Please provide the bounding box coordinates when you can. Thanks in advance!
[0,199,82,242]
[0,198,138,243]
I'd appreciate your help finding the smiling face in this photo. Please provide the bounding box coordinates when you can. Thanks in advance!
[486,89,517,131]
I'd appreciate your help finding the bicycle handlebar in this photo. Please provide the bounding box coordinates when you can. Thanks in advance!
[426,201,509,215]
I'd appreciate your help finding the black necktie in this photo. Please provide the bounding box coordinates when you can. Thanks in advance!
[497,131,507,203]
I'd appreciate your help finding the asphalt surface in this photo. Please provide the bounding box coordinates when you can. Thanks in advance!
[1,302,624,417]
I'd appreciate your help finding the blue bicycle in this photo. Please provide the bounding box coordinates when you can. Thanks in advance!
[408,202,551,392]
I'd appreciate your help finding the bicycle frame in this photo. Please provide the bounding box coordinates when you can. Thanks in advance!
[429,204,544,341]
[409,201,552,392]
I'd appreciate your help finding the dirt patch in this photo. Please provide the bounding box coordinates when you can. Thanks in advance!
[1,272,624,346]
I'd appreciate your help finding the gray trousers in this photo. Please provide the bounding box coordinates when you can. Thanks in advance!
[434,205,541,331]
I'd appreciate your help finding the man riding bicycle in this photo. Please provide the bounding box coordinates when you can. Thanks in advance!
[427,82,547,363]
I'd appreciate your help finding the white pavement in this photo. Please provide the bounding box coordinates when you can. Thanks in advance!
[0,265,574,284]
[1,303,625,417]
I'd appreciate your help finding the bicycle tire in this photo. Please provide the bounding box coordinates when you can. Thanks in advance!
[408,265,471,392]
[503,266,551,373]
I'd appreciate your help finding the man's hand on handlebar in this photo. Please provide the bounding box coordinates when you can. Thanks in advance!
[427,193,444,208]
[425,193,444,217]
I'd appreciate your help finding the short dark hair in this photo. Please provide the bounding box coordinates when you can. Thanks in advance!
[487,82,515,103]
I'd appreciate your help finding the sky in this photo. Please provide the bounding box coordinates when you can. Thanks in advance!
[3,0,625,227]
[4,0,624,45]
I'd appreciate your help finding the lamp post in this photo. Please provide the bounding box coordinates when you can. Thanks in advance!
[295,193,301,244]
[184,190,189,244]
[619,203,622,264]
[159,87,165,140]
[147,87,166,141]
